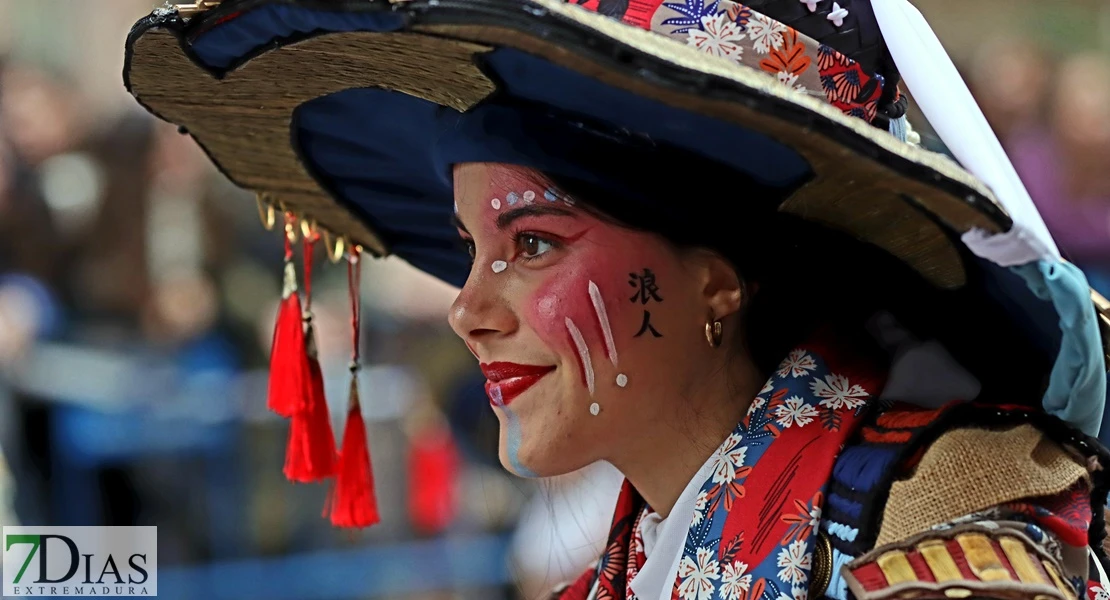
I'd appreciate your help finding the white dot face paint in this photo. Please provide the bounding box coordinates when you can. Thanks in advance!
[491,198,502,210]
[491,260,508,273]
[523,190,536,203]
[589,402,600,416]
[616,374,628,387]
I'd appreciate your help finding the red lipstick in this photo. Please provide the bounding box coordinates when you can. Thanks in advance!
[481,362,555,407]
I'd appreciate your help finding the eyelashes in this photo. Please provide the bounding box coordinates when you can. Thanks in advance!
[455,237,477,263]
[513,231,561,262]
[455,231,564,265]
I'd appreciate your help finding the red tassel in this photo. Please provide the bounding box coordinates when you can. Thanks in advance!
[327,378,380,528]
[283,339,338,482]
[267,223,309,418]
[283,233,337,482]
[326,246,379,528]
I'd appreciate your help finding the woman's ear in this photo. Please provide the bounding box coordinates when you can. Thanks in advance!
[691,250,744,321]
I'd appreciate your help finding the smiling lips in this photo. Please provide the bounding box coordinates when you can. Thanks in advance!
[481,362,556,407]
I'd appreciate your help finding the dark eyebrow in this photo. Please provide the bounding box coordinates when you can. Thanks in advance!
[496,204,574,230]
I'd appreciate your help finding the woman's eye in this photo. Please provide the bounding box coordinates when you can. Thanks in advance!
[465,240,476,260]
[518,234,555,259]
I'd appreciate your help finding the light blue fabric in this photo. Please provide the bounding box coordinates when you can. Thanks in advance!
[824,546,854,600]
[1011,260,1106,436]
[888,115,908,143]
[823,520,859,543]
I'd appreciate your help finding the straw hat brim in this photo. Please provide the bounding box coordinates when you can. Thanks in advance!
[123,0,1019,292]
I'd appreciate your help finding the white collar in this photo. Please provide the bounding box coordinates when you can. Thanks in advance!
[629,455,717,600]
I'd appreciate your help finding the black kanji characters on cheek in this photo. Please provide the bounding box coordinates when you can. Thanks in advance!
[634,311,662,338]
[628,268,663,338]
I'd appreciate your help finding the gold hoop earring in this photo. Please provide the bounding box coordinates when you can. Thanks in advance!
[705,315,723,348]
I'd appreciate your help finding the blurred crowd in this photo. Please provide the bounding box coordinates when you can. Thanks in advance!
[0,6,1107,600]
[964,38,1110,289]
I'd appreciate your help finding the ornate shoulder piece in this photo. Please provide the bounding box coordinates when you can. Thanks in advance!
[843,524,1078,600]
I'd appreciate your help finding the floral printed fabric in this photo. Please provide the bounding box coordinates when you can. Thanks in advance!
[566,0,886,124]
[666,331,886,600]
[556,326,889,600]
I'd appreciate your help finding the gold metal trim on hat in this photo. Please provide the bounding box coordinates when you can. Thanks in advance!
[323,230,347,263]
[175,0,222,18]
[255,193,276,231]
[283,211,300,245]
[300,217,316,241]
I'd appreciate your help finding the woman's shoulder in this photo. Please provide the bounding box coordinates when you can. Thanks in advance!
[822,401,1104,600]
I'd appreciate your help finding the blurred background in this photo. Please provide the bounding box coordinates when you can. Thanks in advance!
[0,1,1106,599]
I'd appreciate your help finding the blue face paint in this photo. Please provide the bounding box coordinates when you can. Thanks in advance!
[503,406,539,478]
[489,385,538,477]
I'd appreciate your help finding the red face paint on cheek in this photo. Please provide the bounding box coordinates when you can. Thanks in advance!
[525,250,642,392]
[528,266,594,386]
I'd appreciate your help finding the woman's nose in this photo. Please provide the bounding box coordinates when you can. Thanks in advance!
[448,270,518,348]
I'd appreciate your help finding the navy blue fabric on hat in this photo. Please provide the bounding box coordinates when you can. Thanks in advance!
[190,4,814,287]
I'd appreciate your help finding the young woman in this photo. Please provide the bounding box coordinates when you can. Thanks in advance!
[123,1,1110,599]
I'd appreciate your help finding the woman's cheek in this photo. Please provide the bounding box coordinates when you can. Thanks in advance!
[525,263,636,394]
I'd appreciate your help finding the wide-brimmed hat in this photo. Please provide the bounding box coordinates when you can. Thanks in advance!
[123,1,1107,454]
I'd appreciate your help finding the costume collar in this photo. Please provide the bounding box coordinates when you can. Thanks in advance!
[582,326,889,600]
[630,456,719,600]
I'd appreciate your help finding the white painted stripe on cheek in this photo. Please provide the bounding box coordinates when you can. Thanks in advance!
[565,317,595,396]
[587,280,619,366]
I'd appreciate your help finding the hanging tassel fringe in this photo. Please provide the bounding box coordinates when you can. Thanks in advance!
[267,215,309,417]
[284,358,338,482]
[327,376,380,528]
[284,231,339,482]
[326,247,380,528]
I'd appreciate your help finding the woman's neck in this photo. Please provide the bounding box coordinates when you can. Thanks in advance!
[610,354,764,519]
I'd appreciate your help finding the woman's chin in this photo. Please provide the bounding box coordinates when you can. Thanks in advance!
[492,387,597,477]
[498,447,542,478]
[497,432,592,479]
[496,423,557,478]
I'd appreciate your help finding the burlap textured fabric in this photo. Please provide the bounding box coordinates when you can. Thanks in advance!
[876,425,1089,547]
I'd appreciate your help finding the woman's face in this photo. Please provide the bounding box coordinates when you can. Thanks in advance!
[449,163,722,477]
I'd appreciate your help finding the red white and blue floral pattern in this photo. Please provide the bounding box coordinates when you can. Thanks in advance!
[565,0,887,124]
[666,332,885,600]
[557,327,888,600]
